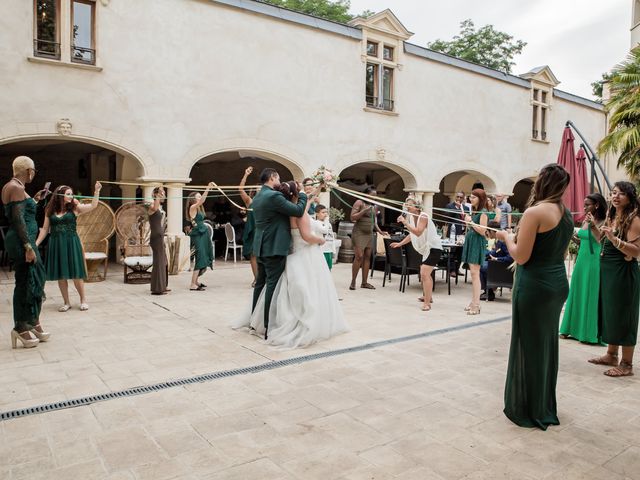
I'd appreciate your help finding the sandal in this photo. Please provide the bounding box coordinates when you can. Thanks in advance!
[559,334,569,339]
[604,362,634,378]
[349,284,356,291]
[361,283,376,290]
[190,285,205,291]
[58,304,71,312]
[80,303,89,311]
[467,304,481,315]
[588,354,618,366]
[421,305,431,312]
[464,303,473,312]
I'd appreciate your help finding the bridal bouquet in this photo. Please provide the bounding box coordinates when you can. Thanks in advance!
[311,165,338,192]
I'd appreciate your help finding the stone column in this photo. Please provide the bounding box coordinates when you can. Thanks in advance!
[166,183,184,236]
[143,184,155,203]
[422,191,435,216]
[166,183,191,273]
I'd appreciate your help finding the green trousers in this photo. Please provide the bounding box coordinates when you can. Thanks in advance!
[253,255,287,332]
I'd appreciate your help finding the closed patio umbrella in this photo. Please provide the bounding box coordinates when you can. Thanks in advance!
[557,126,588,222]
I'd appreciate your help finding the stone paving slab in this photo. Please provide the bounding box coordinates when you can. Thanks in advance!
[0,262,638,479]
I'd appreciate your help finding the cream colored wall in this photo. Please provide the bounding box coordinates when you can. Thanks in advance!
[1,0,606,193]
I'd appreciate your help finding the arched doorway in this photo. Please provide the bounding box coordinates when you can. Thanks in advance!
[331,162,412,229]
[434,170,498,210]
[0,138,146,267]
[187,151,298,256]
[0,138,145,214]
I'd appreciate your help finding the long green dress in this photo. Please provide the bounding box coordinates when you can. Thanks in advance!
[504,209,573,430]
[559,227,601,343]
[461,211,488,265]
[4,198,46,332]
[599,238,640,346]
[189,211,214,276]
[242,210,255,260]
[45,211,87,280]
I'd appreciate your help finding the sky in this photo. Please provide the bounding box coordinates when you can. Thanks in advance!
[348,0,631,99]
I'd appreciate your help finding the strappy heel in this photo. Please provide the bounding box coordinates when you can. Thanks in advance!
[11,330,39,349]
[467,304,481,315]
[30,325,51,342]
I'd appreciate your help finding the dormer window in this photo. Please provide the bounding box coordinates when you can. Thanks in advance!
[350,9,413,115]
[520,66,559,143]
[367,41,378,57]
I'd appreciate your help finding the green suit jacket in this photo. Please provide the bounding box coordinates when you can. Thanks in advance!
[252,186,307,257]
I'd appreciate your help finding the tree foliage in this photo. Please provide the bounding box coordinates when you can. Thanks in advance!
[598,47,640,179]
[427,19,526,73]
[591,72,613,103]
[260,0,373,24]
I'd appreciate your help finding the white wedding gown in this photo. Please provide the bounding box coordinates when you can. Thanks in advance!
[234,227,348,349]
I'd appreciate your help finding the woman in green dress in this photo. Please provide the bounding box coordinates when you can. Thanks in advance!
[497,164,573,430]
[186,183,214,291]
[588,181,640,377]
[239,167,257,286]
[461,189,488,315]
[1,156,49,348]
[36,182,102,312]
[559,193,607,343]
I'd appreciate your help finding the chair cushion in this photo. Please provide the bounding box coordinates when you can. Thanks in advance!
[124,256,154,267]
[85,252,108,260]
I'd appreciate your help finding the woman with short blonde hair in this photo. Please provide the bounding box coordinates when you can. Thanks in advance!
[1,156,49,348]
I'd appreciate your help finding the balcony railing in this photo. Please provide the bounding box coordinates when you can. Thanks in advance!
[33,39,61,60]
[71,45,96,65]
[366,96,394,112]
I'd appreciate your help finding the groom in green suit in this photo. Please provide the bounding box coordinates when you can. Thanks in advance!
[252,168,307,338]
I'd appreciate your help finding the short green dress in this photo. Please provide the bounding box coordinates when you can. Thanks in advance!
[599,237,640,346]
[4,198,46,332]
[46,211,87,280]
[189,211,214,275]
[559,227,601,343]
[461,211,488,265]
[242,210,255,260]
[504,209,573,430]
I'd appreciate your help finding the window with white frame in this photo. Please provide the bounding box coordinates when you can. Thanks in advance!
[364,40,396,112]
[531,88,550,141]
[32,0,97,66]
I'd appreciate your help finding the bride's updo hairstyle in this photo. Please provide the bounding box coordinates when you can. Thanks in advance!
[277,181,299,202]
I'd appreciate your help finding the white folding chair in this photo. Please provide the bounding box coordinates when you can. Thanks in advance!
[224,223,242,262]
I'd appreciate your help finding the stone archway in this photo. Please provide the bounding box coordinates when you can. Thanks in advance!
[0,137,147,213]
[434,169,499,211]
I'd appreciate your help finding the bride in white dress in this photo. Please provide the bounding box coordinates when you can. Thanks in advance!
[234,182,348,348]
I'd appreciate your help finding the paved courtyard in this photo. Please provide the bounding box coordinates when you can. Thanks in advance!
[0,261,638,480]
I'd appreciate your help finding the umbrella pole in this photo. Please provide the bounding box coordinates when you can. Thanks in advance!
[566,120,612,192]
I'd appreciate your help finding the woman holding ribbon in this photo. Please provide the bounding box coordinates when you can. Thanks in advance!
[36,182,102,312]
[587,181,640,377]
[390,197,442,311]
[559,193,606,343]
[186,183,215,291]
[497,164,573,430]
[461,189,488,315]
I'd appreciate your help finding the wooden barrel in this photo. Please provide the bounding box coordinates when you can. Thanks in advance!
[337,221,355,264]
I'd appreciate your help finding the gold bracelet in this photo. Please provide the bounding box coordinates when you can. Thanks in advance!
[23,243,33,251]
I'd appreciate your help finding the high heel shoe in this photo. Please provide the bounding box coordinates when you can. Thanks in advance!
[467,304,481,315]
[11,330,39,349]
[30,325,51,342]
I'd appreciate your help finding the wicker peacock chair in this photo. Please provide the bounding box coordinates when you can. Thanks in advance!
[115,202,154,284]
[76,200,116,282]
